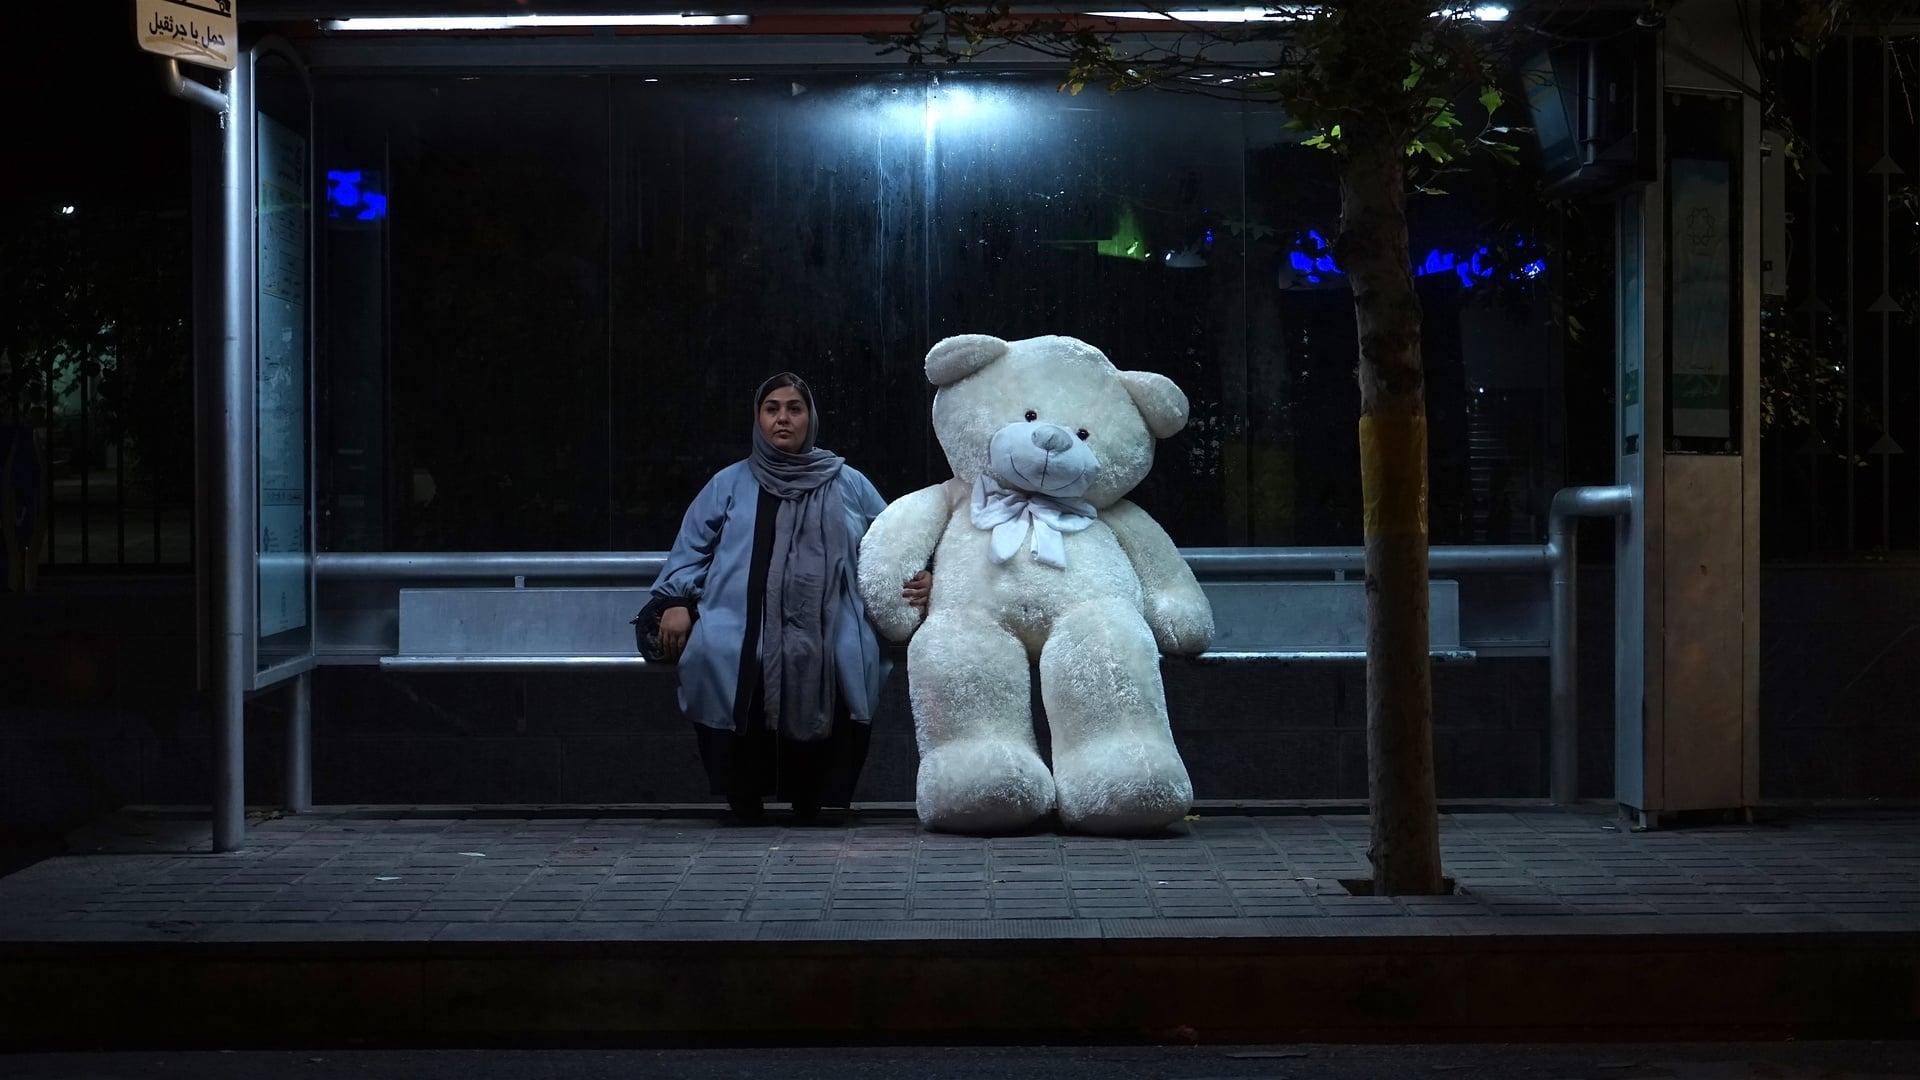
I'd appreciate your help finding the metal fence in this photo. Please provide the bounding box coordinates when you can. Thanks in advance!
[2,205,196,574]
[1763,35,1920,559]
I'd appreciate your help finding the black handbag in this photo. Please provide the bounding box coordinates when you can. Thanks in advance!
[631,595,697,664]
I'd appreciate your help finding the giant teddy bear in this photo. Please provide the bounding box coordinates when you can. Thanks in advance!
[858,333,1215,834]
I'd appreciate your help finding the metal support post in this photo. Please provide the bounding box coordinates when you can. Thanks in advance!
[211,59,253,852]
[163,53,247,850]
[1547,485,1634,805]
[286,672,312,813]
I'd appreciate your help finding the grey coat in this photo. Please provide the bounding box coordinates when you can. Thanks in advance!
[650,460,891,731]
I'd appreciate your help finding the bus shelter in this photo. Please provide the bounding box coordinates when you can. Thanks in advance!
[163,1,1762,851]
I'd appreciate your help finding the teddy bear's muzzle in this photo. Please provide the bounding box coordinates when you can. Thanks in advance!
[987,421,1098,499]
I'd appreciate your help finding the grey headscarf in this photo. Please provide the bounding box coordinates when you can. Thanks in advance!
[748,374,849,742]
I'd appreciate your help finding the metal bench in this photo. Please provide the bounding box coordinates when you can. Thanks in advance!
[319,479,1635,805]
[381,586,655,671]
[1185,580,1472,663]
[376,579,1473,671]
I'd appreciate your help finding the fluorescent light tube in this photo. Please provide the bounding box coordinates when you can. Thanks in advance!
[1084,7,1292,21]
[1086,5,1509,21]
[325,14,751,31]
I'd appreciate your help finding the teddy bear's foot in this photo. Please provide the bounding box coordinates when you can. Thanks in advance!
[916,740,1056,834]
[1053,738,1194,835]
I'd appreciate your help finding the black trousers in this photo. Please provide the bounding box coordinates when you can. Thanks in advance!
[693,683,871,809]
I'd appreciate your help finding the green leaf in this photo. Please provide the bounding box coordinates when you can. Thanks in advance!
[1478,86,1504,114]
[1402,61,1424,92]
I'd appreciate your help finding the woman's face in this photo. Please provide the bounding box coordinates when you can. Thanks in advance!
[759,385,811,453]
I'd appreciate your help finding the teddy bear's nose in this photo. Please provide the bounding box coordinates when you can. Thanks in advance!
[1030,425,1074,454]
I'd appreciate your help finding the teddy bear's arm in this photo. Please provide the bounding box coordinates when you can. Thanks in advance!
[1102,500,1215,656]
[857,483,955,643]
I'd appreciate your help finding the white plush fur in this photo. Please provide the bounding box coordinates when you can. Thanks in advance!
[858,334,1215,835]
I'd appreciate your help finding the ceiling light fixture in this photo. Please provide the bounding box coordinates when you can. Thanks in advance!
[1086,5,1508,22]
[324,14,751,31]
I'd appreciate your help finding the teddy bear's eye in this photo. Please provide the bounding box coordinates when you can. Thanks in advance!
[1076,429,1090,441]
[1023,410,1038,422]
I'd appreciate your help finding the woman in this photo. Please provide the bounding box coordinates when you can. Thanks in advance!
[651,374,930,822]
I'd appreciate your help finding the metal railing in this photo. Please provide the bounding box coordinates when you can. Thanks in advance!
[310,483,1632,806]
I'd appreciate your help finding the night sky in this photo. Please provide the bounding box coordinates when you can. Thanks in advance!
[4,4,193,211]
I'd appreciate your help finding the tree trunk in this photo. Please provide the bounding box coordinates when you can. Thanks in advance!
[1339,121,1446,896]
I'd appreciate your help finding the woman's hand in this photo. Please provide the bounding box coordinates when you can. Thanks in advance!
[902,570,932,611]
[658,605,693,661]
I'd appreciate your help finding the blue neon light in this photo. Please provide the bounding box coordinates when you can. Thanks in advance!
[326,169,388,221]
[1289,231,1544,290]
[1289,227,1340,284]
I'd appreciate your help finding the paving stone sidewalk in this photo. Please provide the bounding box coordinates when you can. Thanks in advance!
[2,807,1916,940]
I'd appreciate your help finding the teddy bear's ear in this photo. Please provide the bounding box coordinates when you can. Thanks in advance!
[1120,370,1190,439]
[924,334,1011,387]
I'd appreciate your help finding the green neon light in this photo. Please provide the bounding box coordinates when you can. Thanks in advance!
[1095,206,1151,261]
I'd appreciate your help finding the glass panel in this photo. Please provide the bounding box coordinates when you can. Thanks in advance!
[255,50,313,674]
[1664,91,1742,455]
[317,69,1559,553]
[923,79,1254,547]
[1259,160,1561,546]
[316,82,390,553]
[1619,192,1644,458]
[1670,157,1733,440]
[609,73,930,545]
[320,76,614,552]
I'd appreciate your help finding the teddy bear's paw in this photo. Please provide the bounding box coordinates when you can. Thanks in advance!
[1053,738,1194,835]
[1149,592,1216,656]
[916,740,1056,834]
[869,601,925,644]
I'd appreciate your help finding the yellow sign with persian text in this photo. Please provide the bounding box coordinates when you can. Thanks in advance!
[135,0,237,72]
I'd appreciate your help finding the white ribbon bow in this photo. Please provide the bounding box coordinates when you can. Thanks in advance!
[970,474,1097,569]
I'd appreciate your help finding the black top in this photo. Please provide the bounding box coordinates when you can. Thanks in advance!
[691,486,867,810]
[733,486,782,731]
